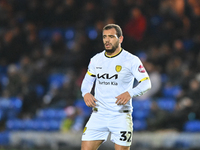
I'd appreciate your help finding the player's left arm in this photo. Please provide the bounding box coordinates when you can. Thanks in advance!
[116,57,151,105]
[116,78,151,105]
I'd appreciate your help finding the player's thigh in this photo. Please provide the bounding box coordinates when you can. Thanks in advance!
[82,112,109,141]
[81,140,104,150]
[110,113,133,147]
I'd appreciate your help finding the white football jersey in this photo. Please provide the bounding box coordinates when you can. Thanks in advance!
[85,49,149,112]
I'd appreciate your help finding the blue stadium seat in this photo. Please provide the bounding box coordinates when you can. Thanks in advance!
[22,119,34,131]
[133,119,147,131]
[29,119,61,131]
[0,73,8,89]
[173,140,191,149]
[48,73,65,89]
[6,119,23,131]
[0,131,10,146]
[9,97,22,111]
[0,97,22,119]
[48,119,62,131]
[18,119,45,131]
[132,109,150,119]
[162,85,182,98]
[86,27,97,40]
[157,98,176,112]
[132,99,152,121]
[161,73,168,84]
[31,119,48,131]
[0,97,10,110]
[7,97,22,119]
[35,84,45,97]
[37,108,67,120]
[183,120,200,132]
[0,109,4,121]
[65,28,75,40]
[132,99,152,111]
[0,97,22,110]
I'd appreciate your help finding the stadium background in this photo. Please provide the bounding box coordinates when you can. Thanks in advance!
[0,0,200,149]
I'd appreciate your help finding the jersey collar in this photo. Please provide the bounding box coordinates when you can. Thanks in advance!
[104,48,123,58]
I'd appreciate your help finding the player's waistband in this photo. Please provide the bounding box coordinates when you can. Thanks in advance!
[92,107,131,113]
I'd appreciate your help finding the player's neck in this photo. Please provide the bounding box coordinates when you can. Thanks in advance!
[106,47,122,57]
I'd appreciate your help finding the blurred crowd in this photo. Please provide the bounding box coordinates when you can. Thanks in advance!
[0,0,200,132]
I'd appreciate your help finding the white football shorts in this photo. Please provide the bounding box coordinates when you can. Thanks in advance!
[82,108,133,146]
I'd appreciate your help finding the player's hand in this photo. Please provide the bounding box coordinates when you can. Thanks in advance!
[83,93,97,107]
[115,91,131,105]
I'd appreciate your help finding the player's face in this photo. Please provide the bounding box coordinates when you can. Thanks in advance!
[103,28,122,54]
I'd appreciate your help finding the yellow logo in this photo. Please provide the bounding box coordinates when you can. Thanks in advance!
[83,127,87,133]
[115,65,122,72]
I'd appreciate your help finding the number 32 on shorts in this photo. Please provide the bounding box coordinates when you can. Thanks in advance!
[119,131,132,142]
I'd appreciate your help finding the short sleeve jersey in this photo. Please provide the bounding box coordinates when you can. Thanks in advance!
[87,49,149,112]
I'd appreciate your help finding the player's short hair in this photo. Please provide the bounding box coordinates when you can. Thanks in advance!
[103,24,123,38]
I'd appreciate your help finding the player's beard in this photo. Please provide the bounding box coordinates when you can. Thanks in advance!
[104,40,119,54]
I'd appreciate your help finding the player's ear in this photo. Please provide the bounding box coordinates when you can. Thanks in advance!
[119,36,123,44]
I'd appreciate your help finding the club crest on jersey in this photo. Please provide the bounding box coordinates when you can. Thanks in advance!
[138,65,146,73]
[115,65,122,72]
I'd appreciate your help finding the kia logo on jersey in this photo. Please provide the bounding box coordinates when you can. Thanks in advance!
[138,65,146,73]
[97,73,118,79]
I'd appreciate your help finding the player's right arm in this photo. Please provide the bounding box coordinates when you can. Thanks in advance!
[81,56,98,107]
[81,71,97,107]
